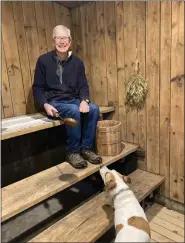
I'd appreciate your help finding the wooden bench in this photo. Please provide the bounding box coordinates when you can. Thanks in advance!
[28,169,165,242]
[1,106,114,140]
[2,142,138,222]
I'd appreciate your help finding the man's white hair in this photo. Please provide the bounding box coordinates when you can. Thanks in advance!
[52,25,71,39]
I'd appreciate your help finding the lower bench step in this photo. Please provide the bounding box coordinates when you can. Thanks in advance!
[2,142,138,222]
[29,169,165,242]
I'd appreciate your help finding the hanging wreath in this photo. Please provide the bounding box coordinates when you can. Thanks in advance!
[125,59,148,109]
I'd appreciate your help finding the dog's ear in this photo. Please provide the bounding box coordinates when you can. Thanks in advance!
[116,171,131,184]
[104,172,117,191]
[122,175,131,184]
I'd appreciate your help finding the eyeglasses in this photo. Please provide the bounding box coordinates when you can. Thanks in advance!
[54,36,70,41]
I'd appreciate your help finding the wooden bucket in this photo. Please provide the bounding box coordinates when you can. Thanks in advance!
[96,120,122,156]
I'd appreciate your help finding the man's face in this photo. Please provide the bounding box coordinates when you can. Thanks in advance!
[53,30,71,53]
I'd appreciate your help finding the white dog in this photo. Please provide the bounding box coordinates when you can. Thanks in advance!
[99,165,151,242]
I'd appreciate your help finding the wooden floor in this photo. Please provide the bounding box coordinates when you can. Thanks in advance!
[146,203,184,242]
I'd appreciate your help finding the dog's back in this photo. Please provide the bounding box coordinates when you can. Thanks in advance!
[114,190,150,242]
[99,166,150,242]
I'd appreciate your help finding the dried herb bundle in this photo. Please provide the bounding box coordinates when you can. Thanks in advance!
[125,61,148,109]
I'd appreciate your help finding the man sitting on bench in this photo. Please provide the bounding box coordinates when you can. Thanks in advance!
[32,25,102,169]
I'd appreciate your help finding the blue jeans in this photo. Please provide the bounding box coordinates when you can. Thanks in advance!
[50,99,100,153]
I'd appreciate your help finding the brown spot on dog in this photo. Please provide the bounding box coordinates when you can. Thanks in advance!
[128,216,151,237]
[115,224,124,234]
[104,172,117,191]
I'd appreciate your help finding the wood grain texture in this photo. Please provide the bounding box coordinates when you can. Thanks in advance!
[2,41,14,118]
[170,1,184,203]
[22,2,40,82]
[79,5,91,100]
[147,212,184,237]
[124,2,138,144]
[2,2,26,115]
[104,2,118,119]
[116,1,126,140]
[159,1,171,198]
[2,2,71,117]
[2,142,138,222]
[150,221,184,242]
[54,2,62,26]
[1,100,5,119]
[12,1,35,114]
[146,2,160,173]
[147,204,184,229]
[34,2,48,55]
[149,203,184,222]
[96,2,108,106]
[90,3,101,105]
[1,106,115,140]
[29,169,164,242]
[43,2,56,51]
[71,7,83,59]
[60,5,71,29]
[85,3,94,100]
[136,2,146,151]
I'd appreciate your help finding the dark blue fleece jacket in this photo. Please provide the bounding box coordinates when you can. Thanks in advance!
[32,50,89,106]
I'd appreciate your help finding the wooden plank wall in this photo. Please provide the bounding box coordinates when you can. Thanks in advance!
[71,1,184,204]
[2,1,71,117]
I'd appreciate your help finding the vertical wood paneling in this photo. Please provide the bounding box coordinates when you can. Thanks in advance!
[170,1,184,203]
[104,2,118,119]
[43,2,56,51]
[79,5,91,98]
[124,2,138,143]
[60,5,71,29]
[2,2,71,117]
[89,3,100,103]
[160,2,171,198]
[136,2,146,151]
[54,2,62,25]
[2,41,14,118]
[2,1,184,204]
[146,2,160,173]
[1,92,4,119]
[71,7,83,59]
[96,2,108,106]
[86,3,93,99]
[12,1,35,114]
[116,1,126,140]
[22,2,40,82]
[34,2,48,55]
[2,2,26,116]
[71,1,184,203]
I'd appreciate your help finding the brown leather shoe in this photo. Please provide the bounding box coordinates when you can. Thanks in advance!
[66,152,88,169]
[81,149,102,164]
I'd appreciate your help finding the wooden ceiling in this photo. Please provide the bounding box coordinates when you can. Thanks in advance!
[57,1,88,9]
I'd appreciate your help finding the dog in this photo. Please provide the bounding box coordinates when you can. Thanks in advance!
[99,165,151,242]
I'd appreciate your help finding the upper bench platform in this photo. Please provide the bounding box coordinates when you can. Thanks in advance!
[1,106,114,140]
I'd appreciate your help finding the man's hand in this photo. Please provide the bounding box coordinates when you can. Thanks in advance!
[79,100,89,113]
[44,103,58,117]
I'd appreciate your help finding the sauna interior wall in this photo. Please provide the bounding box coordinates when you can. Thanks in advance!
[1,2,71,186]
[71,1,184,205]
[1,1,184,206]
[2,1,71,117]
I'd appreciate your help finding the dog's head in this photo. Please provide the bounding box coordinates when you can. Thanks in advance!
[99,165,131,196]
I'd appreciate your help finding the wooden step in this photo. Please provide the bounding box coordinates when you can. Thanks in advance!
[29,169,165,242]
[2,142,138,222]
[1,106,114,140]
